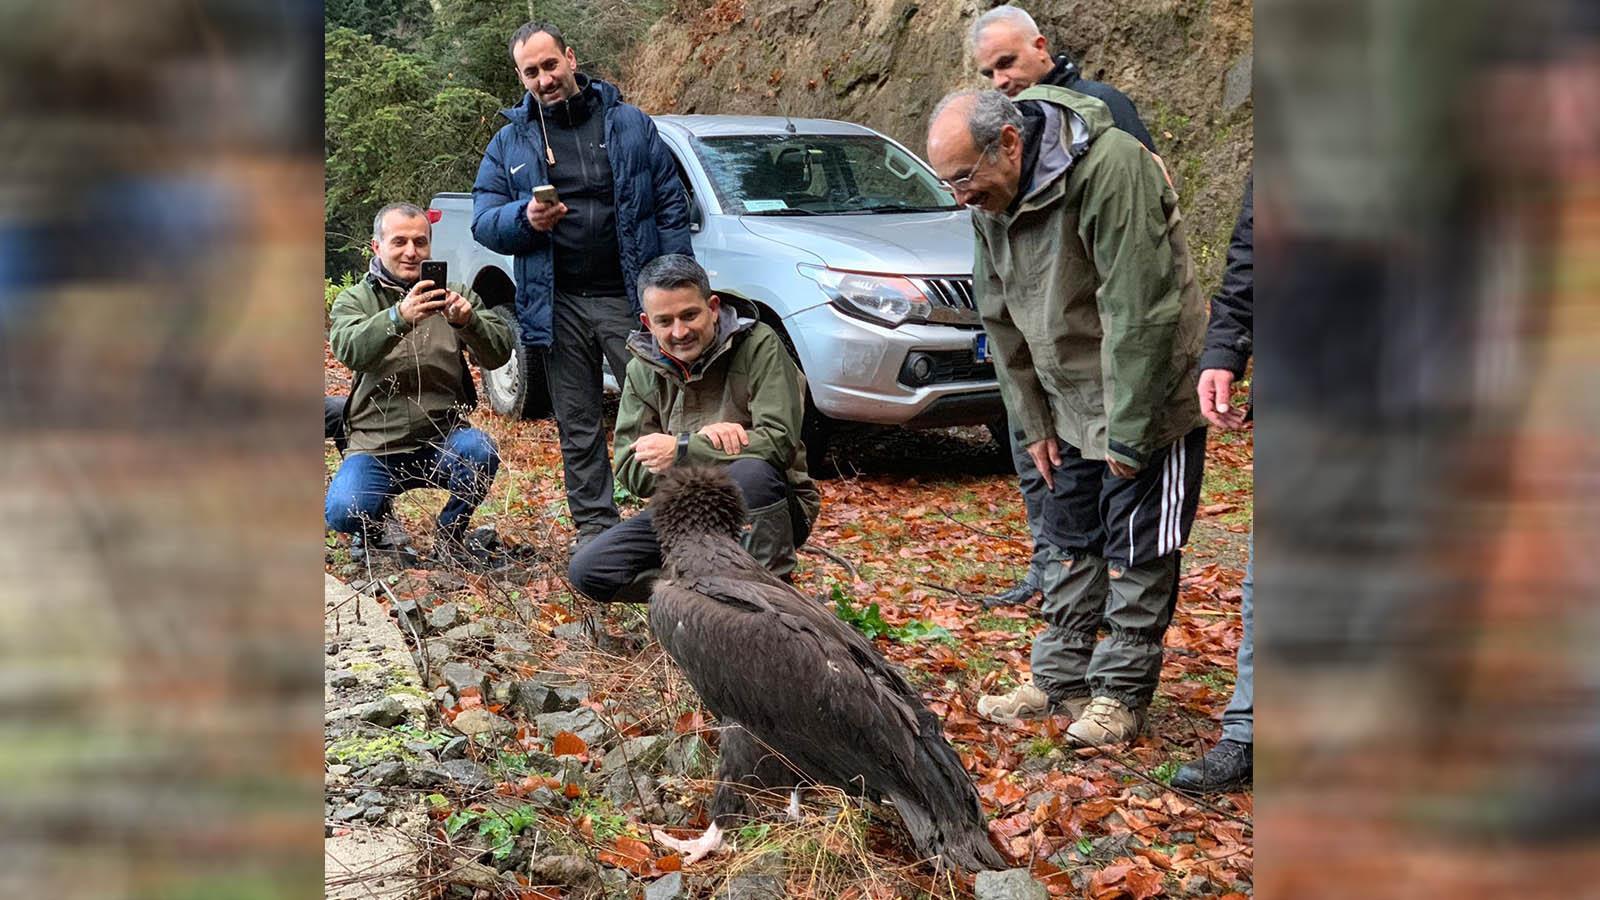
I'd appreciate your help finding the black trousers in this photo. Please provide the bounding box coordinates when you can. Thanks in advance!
[1028,426,1208,709]
[567,458,811,602]
[545,290,638,532]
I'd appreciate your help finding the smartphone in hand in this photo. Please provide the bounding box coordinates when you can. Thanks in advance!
[419,260,448,294]
[533,184,560,205]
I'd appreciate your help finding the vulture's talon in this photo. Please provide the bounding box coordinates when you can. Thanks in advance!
[652,824,726,864]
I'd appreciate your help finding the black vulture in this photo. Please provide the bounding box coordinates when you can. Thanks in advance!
[645,466,1007,871]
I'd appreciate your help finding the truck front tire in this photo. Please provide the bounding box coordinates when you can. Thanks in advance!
[481,341,553,420]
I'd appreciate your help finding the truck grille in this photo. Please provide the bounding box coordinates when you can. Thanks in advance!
[913,277,980,327]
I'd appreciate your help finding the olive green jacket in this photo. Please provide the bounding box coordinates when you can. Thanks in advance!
[973,85,1205,470]
[613,298,820,527]
[328,274,515,455]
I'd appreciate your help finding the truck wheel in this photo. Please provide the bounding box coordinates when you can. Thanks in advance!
[801,398,833,474]
[986,414,1018,473]
[482,341,553,420]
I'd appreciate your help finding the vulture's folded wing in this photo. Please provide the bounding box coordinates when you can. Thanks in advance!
[648,575,927,798]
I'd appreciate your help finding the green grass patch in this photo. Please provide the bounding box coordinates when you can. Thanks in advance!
[1150,760,1181,785]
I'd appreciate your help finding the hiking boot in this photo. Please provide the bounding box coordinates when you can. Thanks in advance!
[432,519,490,570]
[982,578,1039,609]
[1065,696,1145,747]
[351,517,417,566]
[1170,739,1251,795]
[977,683,1091,723]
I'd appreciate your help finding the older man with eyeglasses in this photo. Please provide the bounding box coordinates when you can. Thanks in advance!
[927,89,1207,747]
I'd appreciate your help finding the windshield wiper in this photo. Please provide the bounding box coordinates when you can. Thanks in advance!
[744,208,820,216]
[845,204,960,214]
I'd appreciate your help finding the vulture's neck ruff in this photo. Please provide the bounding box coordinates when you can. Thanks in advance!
[651,465,748,556]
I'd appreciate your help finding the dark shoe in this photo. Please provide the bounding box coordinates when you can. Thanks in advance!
[1170,739,1252,794]
[350,517,417,566]
[433,520,495,570]
[983,579,1038,609]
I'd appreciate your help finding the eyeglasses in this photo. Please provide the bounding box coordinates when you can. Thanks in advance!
[938,140,999,194]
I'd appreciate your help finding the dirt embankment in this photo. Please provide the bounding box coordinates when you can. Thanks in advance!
[623,0,1253,293]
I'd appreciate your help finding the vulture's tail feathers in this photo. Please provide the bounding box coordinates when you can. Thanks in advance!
[652,465,747,553]
[892,709,1008,871]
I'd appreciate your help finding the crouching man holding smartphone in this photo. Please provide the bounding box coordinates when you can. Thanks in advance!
[325,201,515,568]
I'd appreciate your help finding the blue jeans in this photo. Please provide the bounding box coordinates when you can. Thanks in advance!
[324,428,499,534]
[1221,535,1254,743]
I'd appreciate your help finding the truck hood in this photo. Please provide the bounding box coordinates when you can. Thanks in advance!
[737,211,974,277]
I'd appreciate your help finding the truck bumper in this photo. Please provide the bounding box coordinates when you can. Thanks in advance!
[785,304,1005,428]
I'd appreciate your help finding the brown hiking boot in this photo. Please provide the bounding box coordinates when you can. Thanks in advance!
[976,683,1091,724]
[1065,696,1145,747]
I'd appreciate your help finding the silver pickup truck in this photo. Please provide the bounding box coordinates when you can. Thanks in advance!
[428,114,1005,459]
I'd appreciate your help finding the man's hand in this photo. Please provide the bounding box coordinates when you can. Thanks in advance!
[632,432,679,474]
[1026,438,1062,490]
[442,291,473,327]
[1197,368,1247,431]
[1107,458,1138,479]
[698,422,749,453]
[398,280,448,325]
[525,198,568,232]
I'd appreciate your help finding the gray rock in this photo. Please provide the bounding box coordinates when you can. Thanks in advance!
[442,758,493,790]
[442,622,495,651]
[1223,49,1254,113]
[412,759,494,791]
[370,761,409,786]
[333,804,364,823]
[601,734,670,774]
[440,661,490,698]
[355,790,385,806]
[715,873,785,900]
[558,757,588,794]
[354,695,406,726]
[516,679,592,716]
[598,866,629,898]
[403,740,438,757]
[537,708,607,746]
[973,869,1049,900]
[605,770,659,809]
[328,669,359,689]
[1127,783,1162,800]
[551,621,587,641]
[362,805,388,823]
[489,679,517,708]
[528,785,562,809]
[422,639,452,666]
[1181,874,1216,895]
[392,598,422,628]
[428,602,466,633]
[1168,830,1196,843]
[526,854,601,888]
[452,708,515,739]
[645,872,684,900]
[326,764,353,778]
[441,735,470,761]
[663,735,712,777]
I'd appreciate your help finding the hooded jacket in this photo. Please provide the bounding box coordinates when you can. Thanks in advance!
[612,296,820,527]
[1040,54,1157,154]
[972,85,1205,471]
[470,75,693,346]
[328,272,515,455]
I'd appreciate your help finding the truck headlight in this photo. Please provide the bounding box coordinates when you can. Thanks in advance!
[798,264,932,328]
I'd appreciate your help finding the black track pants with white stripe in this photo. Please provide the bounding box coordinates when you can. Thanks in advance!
[1028,426,1207,709]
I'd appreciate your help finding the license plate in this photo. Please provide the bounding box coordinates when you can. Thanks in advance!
[973,333,991,363]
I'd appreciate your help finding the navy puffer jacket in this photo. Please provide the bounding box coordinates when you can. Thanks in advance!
[471,76,693,346]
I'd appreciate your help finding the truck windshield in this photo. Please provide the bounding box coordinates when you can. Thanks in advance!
[692,134,960,215]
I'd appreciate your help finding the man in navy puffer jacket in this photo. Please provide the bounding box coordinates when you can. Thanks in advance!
[472,21,692,549]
